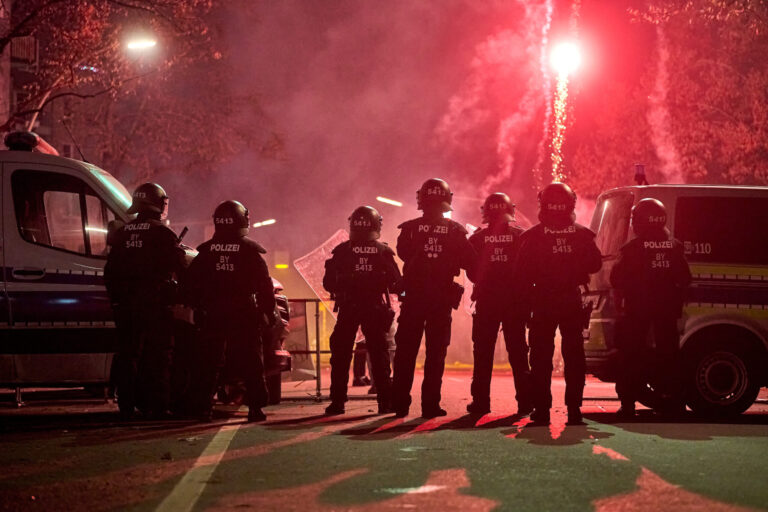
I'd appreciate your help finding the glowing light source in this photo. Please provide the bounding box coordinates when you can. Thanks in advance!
[548,40,582,183]
[275,264,289,269]
[376,196,403,207]
[253,219,276,228]
[85,226,108,234]
[550,41,581,78]
[551,73,569,182]
[126,39,157,51]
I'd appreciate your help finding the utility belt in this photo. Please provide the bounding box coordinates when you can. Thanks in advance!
[331,289,387,310]
[402,281,464,310]
[114,279,178,308]
[332,288,395,330]
[194,294,264,328]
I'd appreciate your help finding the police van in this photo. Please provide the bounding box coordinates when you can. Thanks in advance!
[0,132,291,400]
[0,132,133,391]
[585,184,768,416]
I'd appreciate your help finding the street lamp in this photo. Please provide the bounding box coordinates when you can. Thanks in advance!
[376,196,403,207]
[253,219,276,228]
[125,38,157,51]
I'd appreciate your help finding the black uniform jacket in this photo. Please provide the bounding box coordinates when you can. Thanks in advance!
[323,240,401,306]
[610,234,691,317]
[183,234,276,320]
[104,215,186,304]
[516,222,602,300]
[467,223,524,304]
[396,216,476,300]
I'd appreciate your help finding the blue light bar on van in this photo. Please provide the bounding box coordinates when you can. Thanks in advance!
[89,167,132,210]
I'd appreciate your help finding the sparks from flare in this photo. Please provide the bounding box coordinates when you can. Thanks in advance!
[551,72,569,182]
[548,41,581,182]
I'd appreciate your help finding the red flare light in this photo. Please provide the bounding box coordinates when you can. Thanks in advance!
[550,41,582,77]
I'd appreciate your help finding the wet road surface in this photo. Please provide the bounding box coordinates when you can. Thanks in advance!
[1,372,767,511]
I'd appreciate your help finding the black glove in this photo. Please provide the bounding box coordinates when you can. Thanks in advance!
[263,308,279,328]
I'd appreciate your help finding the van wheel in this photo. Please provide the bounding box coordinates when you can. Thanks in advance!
[266,374,282,405]
[684,342,759,417]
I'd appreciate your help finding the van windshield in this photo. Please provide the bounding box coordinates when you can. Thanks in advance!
[589,190,633,291]
[88,166,131,213]
[591,190,633,258]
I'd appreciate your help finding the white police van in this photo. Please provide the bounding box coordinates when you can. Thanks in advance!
[0,132,292,405]
[0,132,133,391]
[585,184,768,416]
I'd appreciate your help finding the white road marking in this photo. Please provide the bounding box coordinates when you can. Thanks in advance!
[155,415,243,512]
[380,485,447,495]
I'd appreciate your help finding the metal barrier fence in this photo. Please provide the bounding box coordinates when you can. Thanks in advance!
[283,298,330,401]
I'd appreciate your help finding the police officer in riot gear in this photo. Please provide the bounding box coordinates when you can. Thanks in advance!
[610,198,691,419]
[182,200,276,422]
[391,178,476,418]
[466,193,532,416]
[323,206,402,415]
[105,183,187,420]
[516,182,602,425]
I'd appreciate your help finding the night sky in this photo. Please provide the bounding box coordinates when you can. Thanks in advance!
[162,1,652,259]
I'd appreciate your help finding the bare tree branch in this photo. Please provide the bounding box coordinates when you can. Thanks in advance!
[0,0,68,53]
[105,0,185,32]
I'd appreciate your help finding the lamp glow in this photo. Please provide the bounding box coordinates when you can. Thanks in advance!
[253,219,276,228]
[376,196,403,207]
[126,39,157,51]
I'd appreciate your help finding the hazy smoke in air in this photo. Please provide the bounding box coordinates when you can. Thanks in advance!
[436,2,553,200]
[170,1,564,257]
[574,197,595,227]
[647,26,683,183]
[533,0,554,189]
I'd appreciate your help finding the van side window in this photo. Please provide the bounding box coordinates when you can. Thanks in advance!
[12,170,116,258]
[44,190,86,253]
[675,196,768,266]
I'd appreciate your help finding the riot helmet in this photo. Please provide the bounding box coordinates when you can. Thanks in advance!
[631,198,667,238]
[348,206,382,241]
[213,200,250,237]
[537,182,576,228]
[481,192,515,224]
[417,178,453,213]
[127,182,168,216]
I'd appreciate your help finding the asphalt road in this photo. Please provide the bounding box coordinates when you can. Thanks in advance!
[1,372,767,512]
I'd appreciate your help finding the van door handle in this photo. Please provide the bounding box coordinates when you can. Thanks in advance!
[12,267,45,280]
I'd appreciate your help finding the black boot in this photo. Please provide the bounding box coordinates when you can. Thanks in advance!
[616,402,636,420]
[466,401,491,415]
[324,402,345,415]
[248,408,267,422]
[530,408,550,425]
[567,406,584,425]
